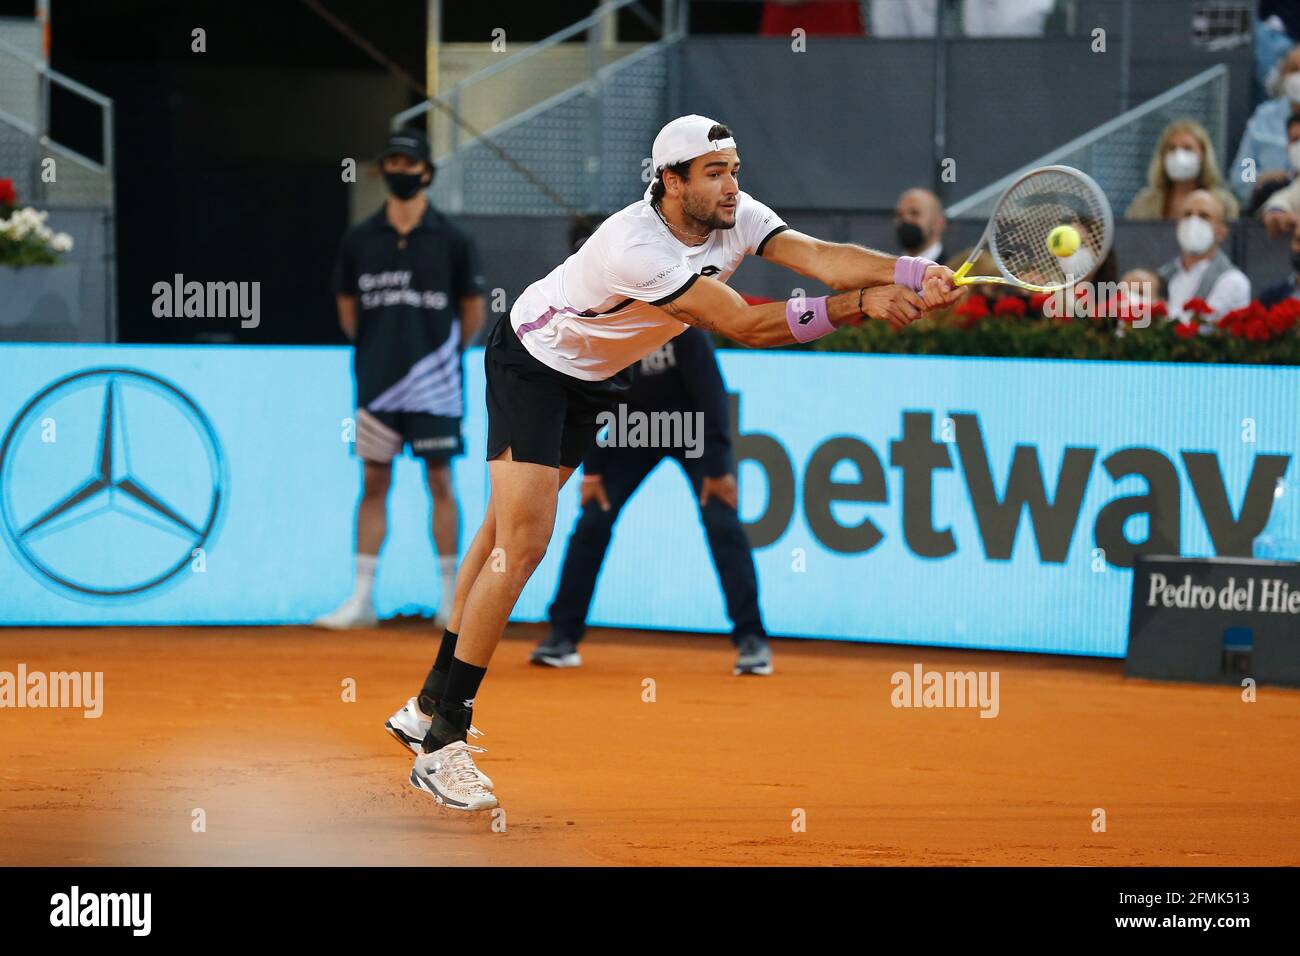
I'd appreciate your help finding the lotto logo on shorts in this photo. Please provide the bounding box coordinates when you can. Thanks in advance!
[413,436,458,451]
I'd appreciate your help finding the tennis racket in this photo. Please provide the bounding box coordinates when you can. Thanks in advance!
[951,165,1114,293]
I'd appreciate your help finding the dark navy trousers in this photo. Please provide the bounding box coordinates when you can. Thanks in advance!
[546,445,765,645]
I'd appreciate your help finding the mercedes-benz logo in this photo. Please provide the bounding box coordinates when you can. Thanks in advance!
[0,368,224,600]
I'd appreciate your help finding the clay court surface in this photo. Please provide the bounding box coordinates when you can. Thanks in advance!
[0,623,1296,866]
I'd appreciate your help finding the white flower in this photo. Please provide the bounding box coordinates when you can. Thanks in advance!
[0,206,71,254]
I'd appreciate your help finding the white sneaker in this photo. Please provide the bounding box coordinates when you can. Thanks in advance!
[410,741,498,811]
[312,595,377,630]
[384,697,487,772]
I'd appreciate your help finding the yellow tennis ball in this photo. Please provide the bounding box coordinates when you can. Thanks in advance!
[1047,225,1081,258]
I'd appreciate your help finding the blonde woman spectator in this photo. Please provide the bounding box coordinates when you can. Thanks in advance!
[1125,120,1240,222]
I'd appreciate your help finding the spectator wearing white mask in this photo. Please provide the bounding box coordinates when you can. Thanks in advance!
[1247,112,1300,219]
[1231,45,1300,203]
[1157,189,1250,324]
[1257,114,1300,237]
[1127,119,1240,222]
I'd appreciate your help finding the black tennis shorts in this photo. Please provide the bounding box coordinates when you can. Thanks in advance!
[484,317,630,469]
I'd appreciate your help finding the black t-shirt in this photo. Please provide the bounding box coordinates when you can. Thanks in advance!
[332,203,485,415]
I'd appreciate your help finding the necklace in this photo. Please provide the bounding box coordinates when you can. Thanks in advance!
[653,201,709,246]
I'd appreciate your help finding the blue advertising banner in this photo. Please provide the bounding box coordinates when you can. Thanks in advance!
[0,344,1295,658]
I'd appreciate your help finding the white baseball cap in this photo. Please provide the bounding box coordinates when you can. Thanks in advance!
[644,114,737,200]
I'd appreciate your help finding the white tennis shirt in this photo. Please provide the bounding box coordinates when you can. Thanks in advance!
[510,191,787,381]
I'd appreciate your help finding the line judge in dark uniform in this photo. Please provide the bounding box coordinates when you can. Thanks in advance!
[316,128,485,629]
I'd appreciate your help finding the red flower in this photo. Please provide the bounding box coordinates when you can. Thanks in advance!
[1173,320,1198,339]
[955,293,988,313]
[954,293,989,329]
[1027,292,1051,313]
[0,178,15,206]
[1273,297,1300,320]
[1181,297,1213,316]
[1264,312,1288,336]
[993,296,1026,317]
[1150,301,1168,320]
[1219,305,1249,327]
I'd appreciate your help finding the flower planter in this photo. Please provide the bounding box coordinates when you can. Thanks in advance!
[0,263,82,341]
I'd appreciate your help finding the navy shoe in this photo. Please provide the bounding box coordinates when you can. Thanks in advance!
[530,633,582,668]
[733,634,773,676]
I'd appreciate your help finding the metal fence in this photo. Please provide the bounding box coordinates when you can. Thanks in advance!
[395,0,684,215]
[0,34,114,207]
[947,64,1230,219]
[405,0,1251,216]
[0,30,116,343]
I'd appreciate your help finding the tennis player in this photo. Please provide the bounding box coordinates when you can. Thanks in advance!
[384,114,964,810]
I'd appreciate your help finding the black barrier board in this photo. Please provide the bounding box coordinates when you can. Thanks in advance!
[1127,556,1300,686]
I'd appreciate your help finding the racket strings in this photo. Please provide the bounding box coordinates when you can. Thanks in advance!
[990,170,1111,290]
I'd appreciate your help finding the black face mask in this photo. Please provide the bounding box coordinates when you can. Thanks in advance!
[384,170,428,201]
[1291,250,1300,273]
[895,221,925,251]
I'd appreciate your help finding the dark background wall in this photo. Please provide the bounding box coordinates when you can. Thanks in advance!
[680,29,1251,210]
[0,0,1264,344]
[10,0,616,345]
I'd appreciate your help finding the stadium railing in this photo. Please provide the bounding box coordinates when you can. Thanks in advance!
[946,64,1230,220]
[393,0,685,215]
[0,25,116,343]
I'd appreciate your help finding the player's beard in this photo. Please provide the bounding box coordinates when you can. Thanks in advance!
[682,191,737,231]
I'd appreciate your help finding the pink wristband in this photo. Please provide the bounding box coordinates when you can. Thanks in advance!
[894,256,936,292]
[786,295,834,343]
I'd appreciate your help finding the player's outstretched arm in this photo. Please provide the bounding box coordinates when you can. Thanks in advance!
[758,229,965,310]
[759,229,898,290]
[655,274,926,348]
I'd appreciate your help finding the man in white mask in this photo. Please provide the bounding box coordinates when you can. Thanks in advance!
[1231,45,1300,203]
[1158,190,1251,323]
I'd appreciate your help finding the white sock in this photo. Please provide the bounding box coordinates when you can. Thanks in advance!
[438,555,457,616]
[353,553,378,604]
